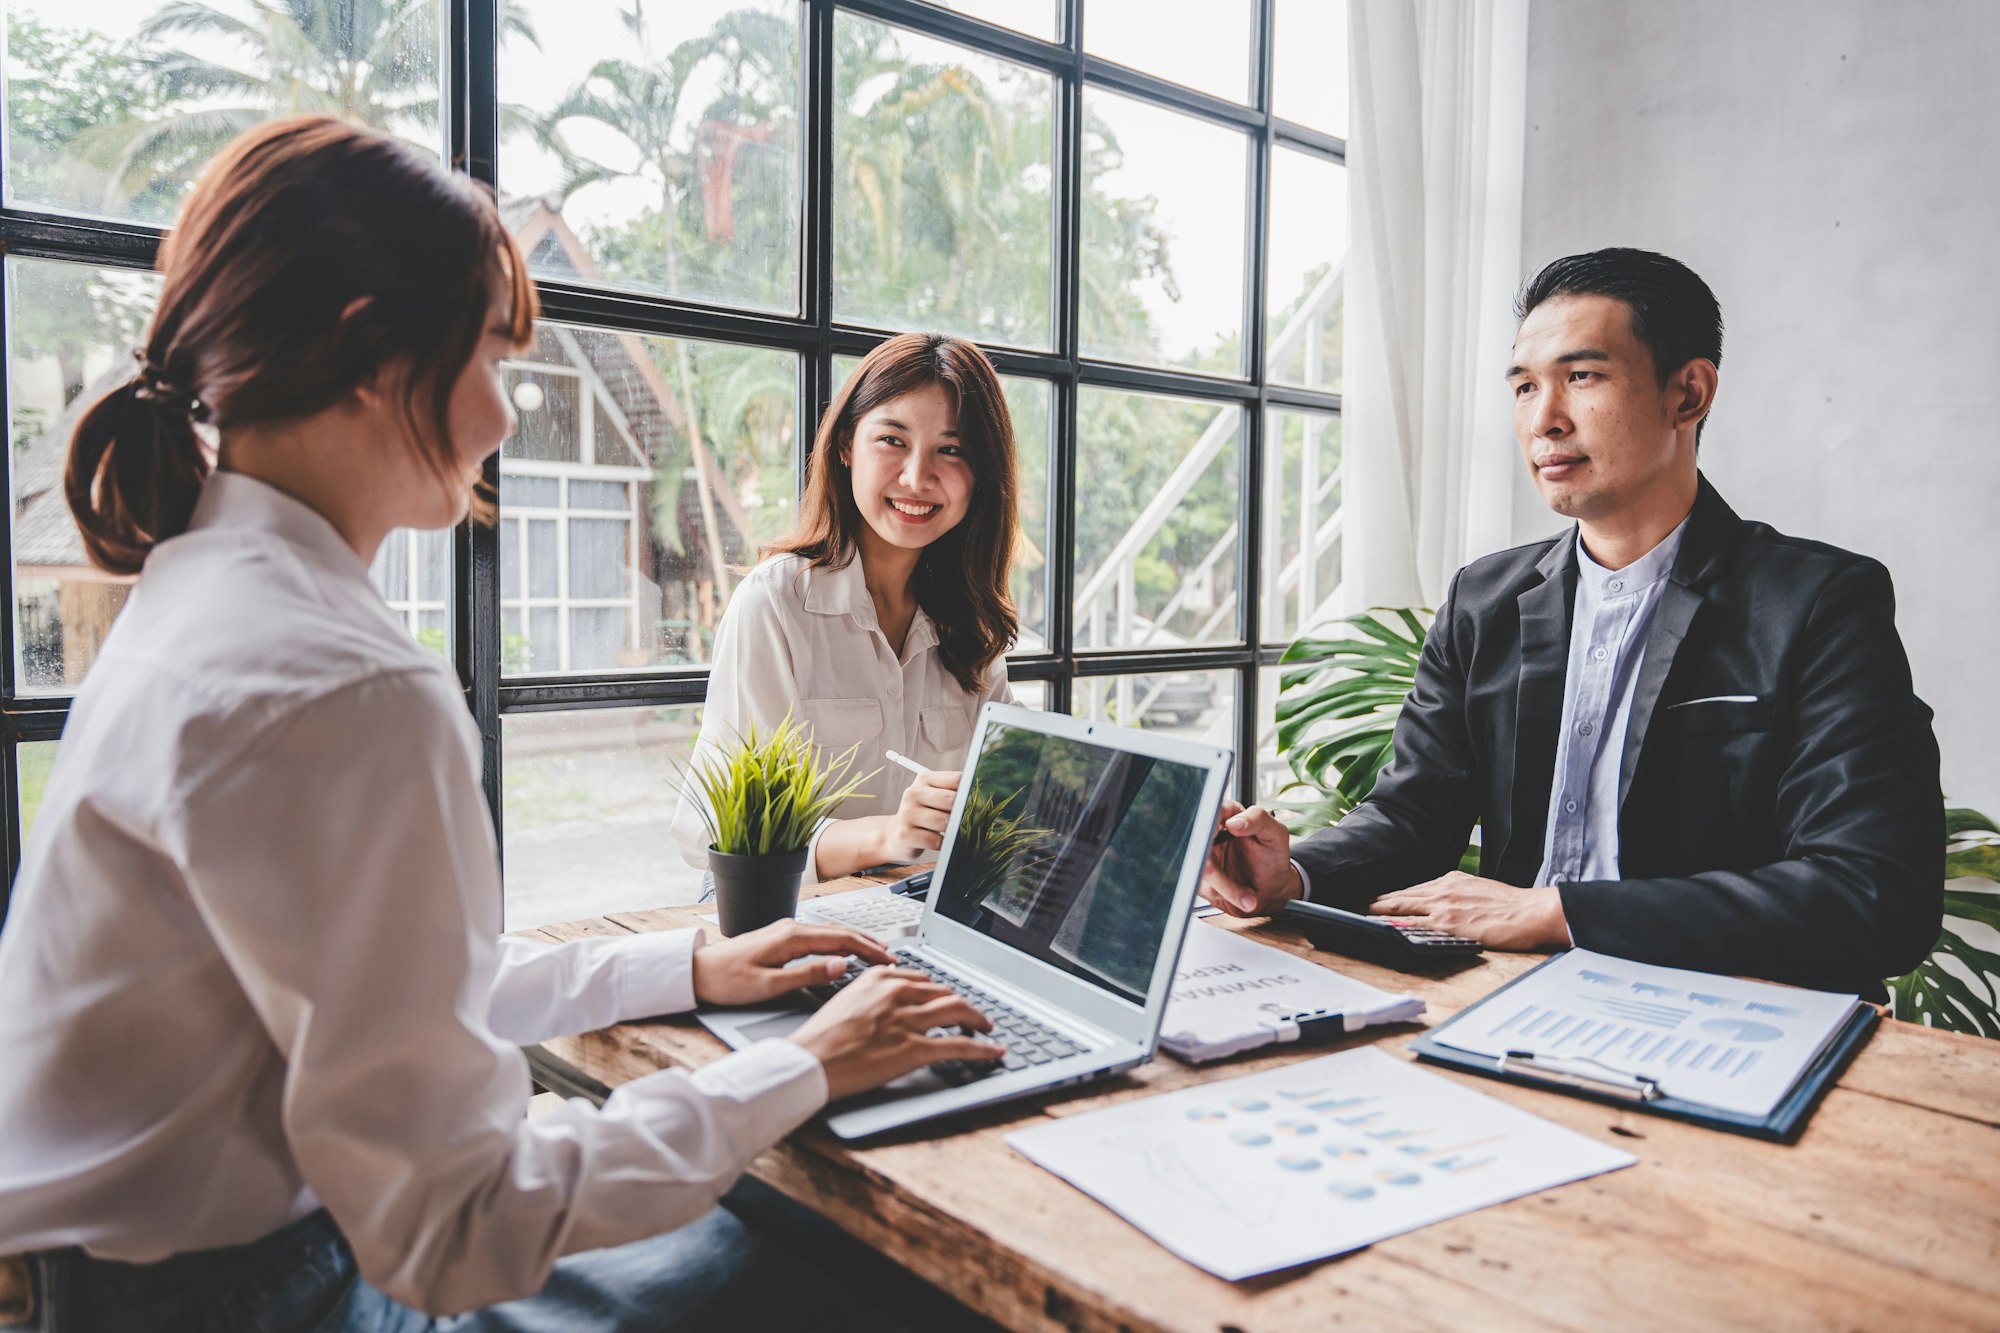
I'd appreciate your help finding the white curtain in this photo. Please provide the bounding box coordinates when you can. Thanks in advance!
[1341,0,1532,612]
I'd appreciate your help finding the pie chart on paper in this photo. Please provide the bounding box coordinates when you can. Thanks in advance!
[1699,1017,1785,1042]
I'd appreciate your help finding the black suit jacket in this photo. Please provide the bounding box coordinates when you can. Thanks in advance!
[1293,476,1944,997]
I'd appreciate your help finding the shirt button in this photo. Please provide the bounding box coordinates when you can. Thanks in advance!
[1577,721,1595,737]
[1608,580,1624,592]
[1592,646,1609,662]
[1565,799,1578,814]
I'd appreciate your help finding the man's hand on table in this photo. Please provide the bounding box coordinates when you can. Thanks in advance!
[791,968,1004,1100]
[691,920,894,1006]
[1369,873,1569,950]
[1199,802,1304,918]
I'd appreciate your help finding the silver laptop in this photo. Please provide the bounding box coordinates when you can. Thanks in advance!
[698,702,1232,1139]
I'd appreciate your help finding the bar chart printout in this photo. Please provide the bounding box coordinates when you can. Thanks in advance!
[1429,949,1862,1117]
[1006,1048,1635,1280]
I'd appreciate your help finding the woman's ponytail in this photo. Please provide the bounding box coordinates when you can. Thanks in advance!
[64,354,211,577]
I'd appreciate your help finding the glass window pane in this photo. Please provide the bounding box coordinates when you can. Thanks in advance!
[567,518,630,599]
[916,0,1060,41]
[833,14,1055,350]
[366,528,453,661]
[1267,148,1348,392]
[17,740,59,846]
[1001,377,1052,653]
[1075,670,1239,748]
[499,321,798,676]
[3,0,444,225]
[1081,90,1248,374]
[1008,679,1049,711]
[502,706,706,928]
[1259,409,1342,646]
[503,364,582,464]
[526,521,561,599]
[7,256,160,693]
[1076,389,1242,650]
[1084,0,1255,104]
[567,606,627,670]
[1274,0,1350,137]
[498,0,801,314]
[1255,665,1295,806]
[501,475,560,509]
[569,479,629,512]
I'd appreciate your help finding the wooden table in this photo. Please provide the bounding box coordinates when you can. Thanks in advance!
[522,878,2000,1332]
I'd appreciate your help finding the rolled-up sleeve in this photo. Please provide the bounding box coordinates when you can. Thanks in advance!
[171,669,827,1315]
[489,928,703,1044]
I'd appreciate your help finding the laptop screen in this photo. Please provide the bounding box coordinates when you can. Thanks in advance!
[931,718,1211,1005]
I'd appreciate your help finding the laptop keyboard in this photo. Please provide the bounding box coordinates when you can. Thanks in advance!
[804,952,1086,1085]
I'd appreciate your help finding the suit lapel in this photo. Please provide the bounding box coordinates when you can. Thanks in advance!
[1497,536,1576,882]
[1616,475,1743,814]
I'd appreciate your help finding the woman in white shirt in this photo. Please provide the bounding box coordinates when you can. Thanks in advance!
[673,333,1021,881]
[0,117,1001,1330]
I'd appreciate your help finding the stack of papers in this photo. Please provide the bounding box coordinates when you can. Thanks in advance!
[1159,924,1424,1063]
[1427,948,1862,1118]
[1008,1047,1635,1280]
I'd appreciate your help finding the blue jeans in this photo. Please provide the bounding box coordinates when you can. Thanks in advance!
[17,1204,880,1332]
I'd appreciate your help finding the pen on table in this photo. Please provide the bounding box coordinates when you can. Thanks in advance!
[1499,1049,1664,1101]
[884,749,927,777]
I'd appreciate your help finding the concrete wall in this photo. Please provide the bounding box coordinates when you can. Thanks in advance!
[1513,0,2000,815]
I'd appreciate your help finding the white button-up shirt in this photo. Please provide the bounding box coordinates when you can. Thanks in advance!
[0,474,825,1314]
[1534,517,1689,887]
[672,553,1012,880]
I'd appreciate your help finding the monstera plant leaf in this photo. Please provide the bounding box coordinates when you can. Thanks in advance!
[1271,608,1483,874]
[1889,808,2000,1039]
[1273,609,1429,825]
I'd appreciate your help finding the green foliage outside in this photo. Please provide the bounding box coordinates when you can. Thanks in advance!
[681,713,876,857]
[1890,808,2000,1039]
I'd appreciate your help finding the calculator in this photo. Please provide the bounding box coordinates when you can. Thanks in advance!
[1282,900,1483,961]
[800,893,925,940]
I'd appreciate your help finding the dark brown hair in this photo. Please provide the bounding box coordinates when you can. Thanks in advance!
[66,116,537,575]
[769,332,1020,692]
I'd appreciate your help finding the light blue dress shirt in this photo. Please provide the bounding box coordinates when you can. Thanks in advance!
[1533,516,1690,888]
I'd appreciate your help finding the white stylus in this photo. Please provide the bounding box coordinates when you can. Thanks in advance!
[883,749,927,777]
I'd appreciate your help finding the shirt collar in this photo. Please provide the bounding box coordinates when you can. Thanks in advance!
[1575,513,1690,597]
[187,471,374,585]
[800,552,938,657]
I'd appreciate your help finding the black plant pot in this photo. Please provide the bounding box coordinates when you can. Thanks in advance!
[708,846,810,937]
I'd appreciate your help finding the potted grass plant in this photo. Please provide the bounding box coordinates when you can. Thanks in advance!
[683,713,876,936]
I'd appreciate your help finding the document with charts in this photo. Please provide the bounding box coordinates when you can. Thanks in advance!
[1429,948,1862,1118]
[1006,1048,1634,1281]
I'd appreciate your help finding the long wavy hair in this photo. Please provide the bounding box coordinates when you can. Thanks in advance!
[768,332,1020,692]
[65,116,537,575]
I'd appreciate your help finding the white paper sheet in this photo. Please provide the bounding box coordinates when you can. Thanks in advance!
[1006,1048,1635,1280]
[1430,948,1860,1117]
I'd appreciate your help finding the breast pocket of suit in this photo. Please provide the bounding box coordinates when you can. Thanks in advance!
[1652,695,1781,862]
[800,696,885,758]
[917,705,973,769]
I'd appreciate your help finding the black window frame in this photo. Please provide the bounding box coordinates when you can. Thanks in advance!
[0,0,1345,926]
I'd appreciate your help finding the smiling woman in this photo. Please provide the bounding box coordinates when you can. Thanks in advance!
[673,331,1023,883]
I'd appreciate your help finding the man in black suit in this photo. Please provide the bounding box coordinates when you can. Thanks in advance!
[1204,248,1942,996]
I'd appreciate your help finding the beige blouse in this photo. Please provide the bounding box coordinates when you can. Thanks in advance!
[672,552,1012,880]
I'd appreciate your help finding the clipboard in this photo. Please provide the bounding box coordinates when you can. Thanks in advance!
[1407,954,1879,1143]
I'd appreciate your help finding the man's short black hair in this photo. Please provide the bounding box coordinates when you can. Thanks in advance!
[1515,248,1724,441]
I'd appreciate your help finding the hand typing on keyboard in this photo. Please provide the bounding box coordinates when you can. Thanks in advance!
[789,962,1007,1101]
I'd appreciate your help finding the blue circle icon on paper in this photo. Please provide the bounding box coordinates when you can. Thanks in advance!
[1274,1119,1318,1137]
[1699,1017,1784,1042]
[1230,1129,1273,1147]
[1328,1181,1376,1201]
[1185,1108,1226,1124]
[1229,1097,1271,1113]
[1276,1153,1321,1172]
